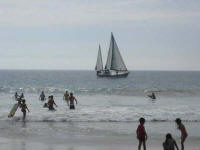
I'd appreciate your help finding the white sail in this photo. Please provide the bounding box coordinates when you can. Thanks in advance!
[95,45,103,71]
[105,33,127,71]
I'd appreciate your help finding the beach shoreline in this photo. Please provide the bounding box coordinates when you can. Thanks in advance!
[0,121,200,150]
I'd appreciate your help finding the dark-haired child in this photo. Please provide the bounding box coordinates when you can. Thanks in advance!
[163,133,179,150]
[136,117,148,150]
[175,118,188,150]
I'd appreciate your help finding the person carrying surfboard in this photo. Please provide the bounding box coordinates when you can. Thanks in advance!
[17,93,25,104]
[20,99,30,120]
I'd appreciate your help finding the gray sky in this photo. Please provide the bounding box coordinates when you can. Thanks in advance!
[0,0,200,70]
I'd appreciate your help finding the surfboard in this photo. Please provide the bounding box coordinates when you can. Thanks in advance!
[8,103,19,118]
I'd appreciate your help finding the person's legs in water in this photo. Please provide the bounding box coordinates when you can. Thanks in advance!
[48,105,55,110]
[70,104,75,110]
[22,110,26,120]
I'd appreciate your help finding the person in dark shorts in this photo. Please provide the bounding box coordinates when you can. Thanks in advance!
[136,117,148,150]
[47,95,57,110]
[20,99,30,120]
[68,93,78,110]
[39,91,46,101]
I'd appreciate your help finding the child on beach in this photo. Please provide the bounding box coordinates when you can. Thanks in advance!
[175,118,188,150]
[136,117,148,150]
[20,100,30,120]
[163,133,179,150]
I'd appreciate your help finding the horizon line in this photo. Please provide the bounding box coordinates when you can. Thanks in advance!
[0,69,199,72]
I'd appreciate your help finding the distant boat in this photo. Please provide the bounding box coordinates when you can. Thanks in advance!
[95,33,129,77]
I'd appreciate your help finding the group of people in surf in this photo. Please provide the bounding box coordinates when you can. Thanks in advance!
[137,117,187,150]
[14,90,77,120]
[39,90,78,110]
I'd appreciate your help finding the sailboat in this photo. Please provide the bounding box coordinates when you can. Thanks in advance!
[95,33,129,77]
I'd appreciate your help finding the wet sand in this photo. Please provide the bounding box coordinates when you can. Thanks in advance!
[0,136,200,150]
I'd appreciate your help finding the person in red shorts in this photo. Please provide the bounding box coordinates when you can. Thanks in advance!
[136,117,148,150]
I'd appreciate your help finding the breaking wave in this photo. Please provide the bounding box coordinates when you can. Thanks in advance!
[1,86,200,96]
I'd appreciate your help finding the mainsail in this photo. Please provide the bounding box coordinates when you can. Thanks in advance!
[105,33,127,71]
[95,45,103,71]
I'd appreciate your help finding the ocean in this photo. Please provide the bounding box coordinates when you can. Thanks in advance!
[0,70,200,150]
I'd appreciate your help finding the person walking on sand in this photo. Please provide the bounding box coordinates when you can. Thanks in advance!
[163,133,179,150]
[68,92,78,110]
[47,95,57,111]
[136,117,148,150]
[39,91,46,101]
[63,90,69,102]
[20,100,30,120]
[175,118,188,150]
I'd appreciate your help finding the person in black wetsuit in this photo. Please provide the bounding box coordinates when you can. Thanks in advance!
[148,92,156,100]
[39,91,46,101]
[18,93,25,104]
[68,92,78,110]
[14,92,19,100]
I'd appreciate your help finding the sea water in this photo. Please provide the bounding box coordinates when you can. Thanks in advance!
[0,70,200,149]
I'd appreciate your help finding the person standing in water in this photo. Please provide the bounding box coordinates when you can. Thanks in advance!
[20,100,30,120]
[63,91,69,102]
[47,95,57,110]
[39,91,46,101]
[20,93,24,99]
[14,92,19,100]
[175,118,188,150]
[68,92,78,110]
[163,133,179,150]
[136,117,148,150]
[148,92,156,99]
[17,93,24,104]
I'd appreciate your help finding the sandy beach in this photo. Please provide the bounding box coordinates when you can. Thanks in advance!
[0,121,200,150]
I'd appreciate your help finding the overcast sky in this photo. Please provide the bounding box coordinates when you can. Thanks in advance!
[0,0,200,70]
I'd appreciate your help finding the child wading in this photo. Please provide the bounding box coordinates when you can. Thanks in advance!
[136,117,148,150]
[20,100,30,120]
[163,133,179,150]
[175,118,188,150]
